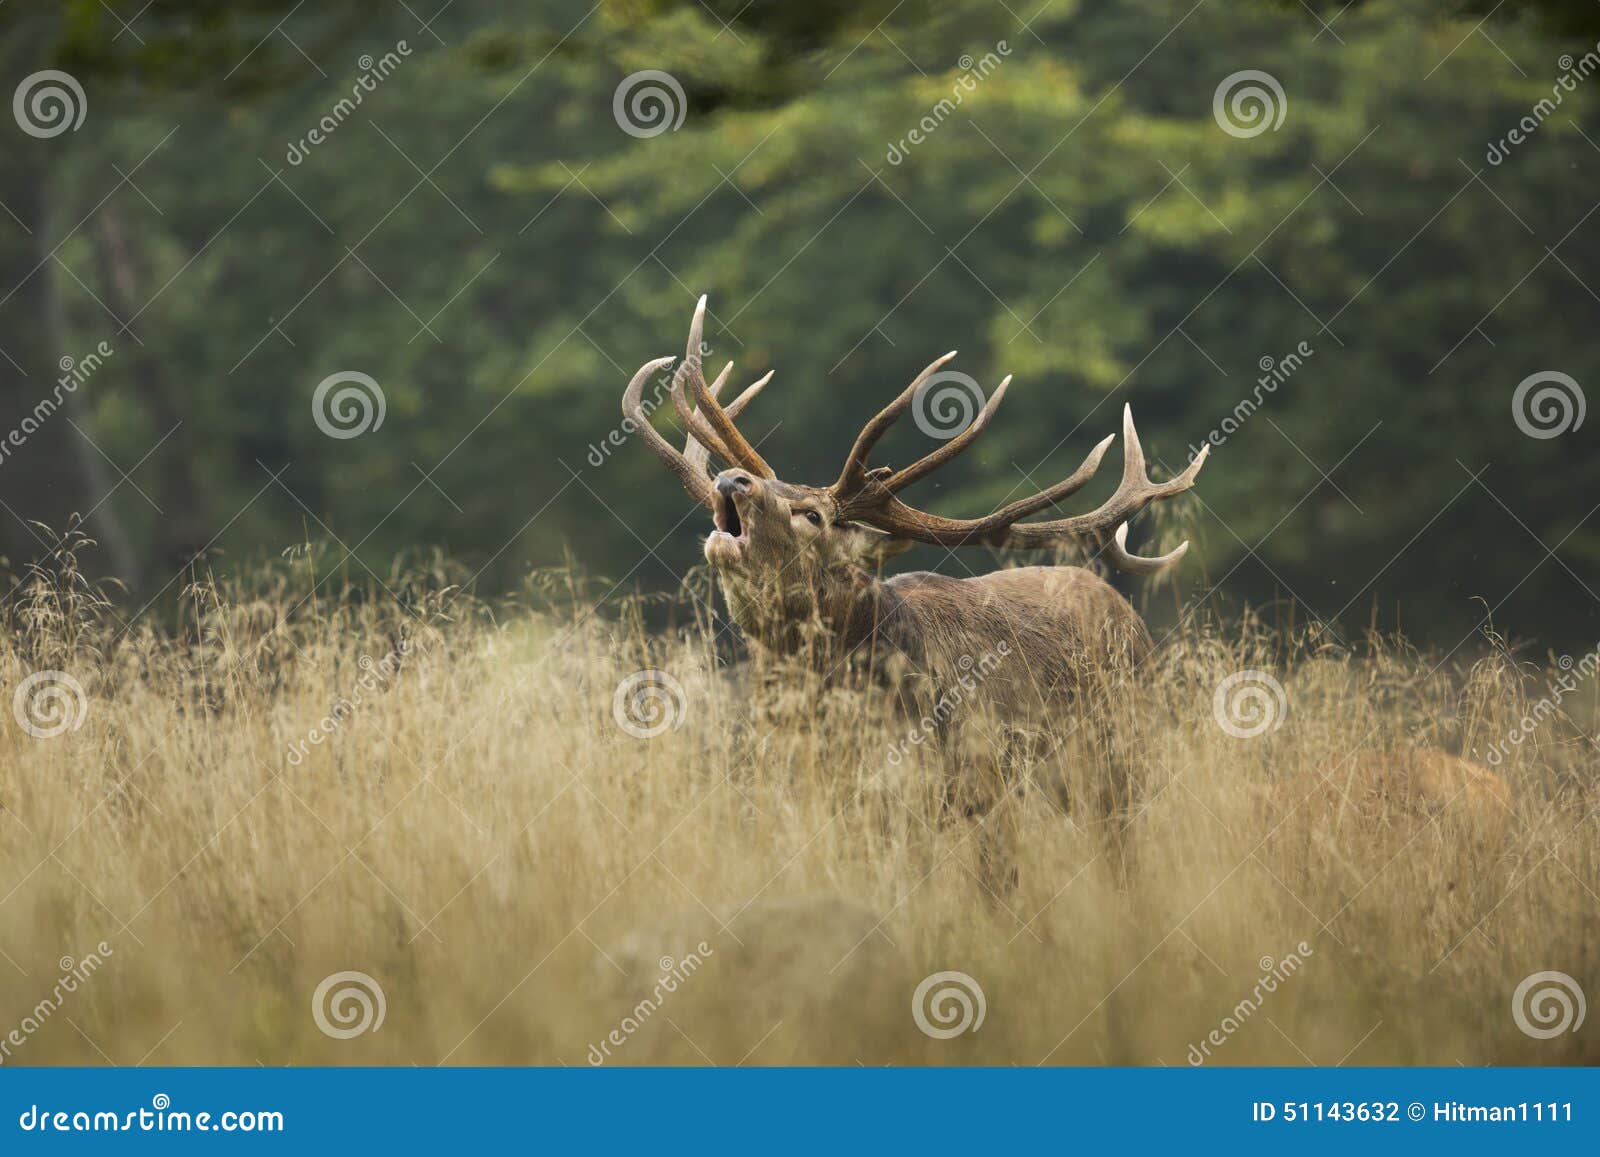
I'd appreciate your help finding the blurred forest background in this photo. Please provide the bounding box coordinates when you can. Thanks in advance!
[2,0,1598,652]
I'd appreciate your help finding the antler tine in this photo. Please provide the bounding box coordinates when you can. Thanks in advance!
[680,296,775,479]
[992,432,1116,523]
[834,350,960,493]
[1000,406,1208,550]
[623,355,715,508]
[731,370,775,415]
[881,375,1012,493]
[835,429,1114,537]
[673,358,737,470]
[1103,522,1189,575]
[685,367,772,475]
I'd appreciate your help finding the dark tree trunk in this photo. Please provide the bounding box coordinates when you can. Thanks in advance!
[92,205,211,574]
[0,141,137,584]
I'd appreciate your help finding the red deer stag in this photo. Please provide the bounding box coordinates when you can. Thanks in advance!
[623,296,1209,715]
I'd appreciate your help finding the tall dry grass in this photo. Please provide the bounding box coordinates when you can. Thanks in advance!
[1,532,1596,1066]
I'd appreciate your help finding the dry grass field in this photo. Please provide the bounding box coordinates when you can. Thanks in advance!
[1,535,1596,1067]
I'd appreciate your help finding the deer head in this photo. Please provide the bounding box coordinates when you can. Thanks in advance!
[623,297,1209,652]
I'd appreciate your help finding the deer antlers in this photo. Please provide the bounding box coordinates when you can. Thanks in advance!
[830,398,1208,573]
[622,296,774,507]
[624,296,1209,572]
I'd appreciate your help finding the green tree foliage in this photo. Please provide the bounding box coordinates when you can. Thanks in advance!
[6,0,1597,649]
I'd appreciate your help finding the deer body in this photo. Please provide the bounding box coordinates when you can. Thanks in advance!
[718,551,1150,702]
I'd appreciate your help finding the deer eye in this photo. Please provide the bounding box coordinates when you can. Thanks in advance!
[801,510,822,525]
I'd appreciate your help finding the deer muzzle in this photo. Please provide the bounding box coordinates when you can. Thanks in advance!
[706,475,754,565]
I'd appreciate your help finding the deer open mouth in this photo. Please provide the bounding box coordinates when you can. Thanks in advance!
[706,490,748,565]
[712,489,745,540]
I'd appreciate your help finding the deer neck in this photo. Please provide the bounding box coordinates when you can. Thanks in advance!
[718,566,892,666]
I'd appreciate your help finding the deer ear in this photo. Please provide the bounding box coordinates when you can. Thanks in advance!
[847,523,916,567]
